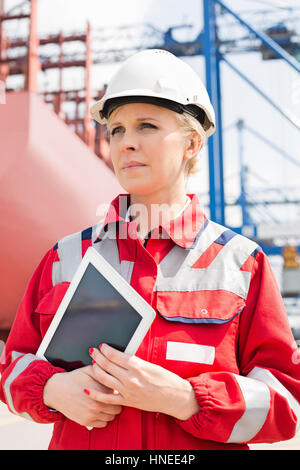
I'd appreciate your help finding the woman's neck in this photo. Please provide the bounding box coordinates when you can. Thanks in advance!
[129,190,189,240]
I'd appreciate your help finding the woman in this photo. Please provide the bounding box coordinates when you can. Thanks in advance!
[1,49,300,450]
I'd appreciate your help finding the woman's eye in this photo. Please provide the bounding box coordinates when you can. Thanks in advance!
[110,123,157,136]
[139,122,157,130]
[110,126,123,136]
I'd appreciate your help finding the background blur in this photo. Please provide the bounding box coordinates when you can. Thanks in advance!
[0,0,300,450]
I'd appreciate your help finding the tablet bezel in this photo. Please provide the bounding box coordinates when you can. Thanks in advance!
[36,246,156,363]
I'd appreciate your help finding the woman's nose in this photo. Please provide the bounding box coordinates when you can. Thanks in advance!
[119,132,138,152]
[122,144,137,152]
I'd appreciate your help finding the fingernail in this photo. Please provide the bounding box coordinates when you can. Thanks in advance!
[83,389,90,396]
[92,360,96,365]
[99,344,102,351]
[89,348,94,356]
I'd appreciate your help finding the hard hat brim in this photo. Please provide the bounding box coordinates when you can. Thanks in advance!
[90,88,216,137]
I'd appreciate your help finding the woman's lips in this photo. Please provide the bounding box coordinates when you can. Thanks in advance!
[122,162,147,170]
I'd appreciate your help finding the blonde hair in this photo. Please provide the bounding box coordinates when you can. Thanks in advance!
[175,112,207,177]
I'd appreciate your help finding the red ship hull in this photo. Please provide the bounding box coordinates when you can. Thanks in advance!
[0,91,122,329]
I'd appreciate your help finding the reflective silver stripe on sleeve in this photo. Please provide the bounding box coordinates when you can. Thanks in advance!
[11,351,24,361]
[57,231,82,282]
[51,260,61,287]
[248,366,300,431]
[226,374,270,443]
[52,221,135,287]
[4,354,40,421]
[52,231,82,285]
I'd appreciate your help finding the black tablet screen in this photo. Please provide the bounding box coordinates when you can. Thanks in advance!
[44,263,142,371]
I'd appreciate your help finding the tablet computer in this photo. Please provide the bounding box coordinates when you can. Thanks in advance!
[36,246,156,371]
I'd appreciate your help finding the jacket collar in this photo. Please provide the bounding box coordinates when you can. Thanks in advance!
[94,193,207,250]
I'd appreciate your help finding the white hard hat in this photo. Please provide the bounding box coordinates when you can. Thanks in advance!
[90,49,216,138]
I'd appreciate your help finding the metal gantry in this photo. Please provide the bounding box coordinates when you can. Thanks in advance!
[203,0,300,233]
[0,0,111,164]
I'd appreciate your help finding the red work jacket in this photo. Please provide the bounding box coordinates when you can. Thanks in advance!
[1,193,300,450]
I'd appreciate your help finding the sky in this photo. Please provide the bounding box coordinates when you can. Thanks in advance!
[4,0,300,233]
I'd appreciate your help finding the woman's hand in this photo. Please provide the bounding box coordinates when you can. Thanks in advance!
[87,344,200,421]
[43,365,122,428]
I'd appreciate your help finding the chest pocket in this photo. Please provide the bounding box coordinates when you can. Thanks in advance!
[34,283,70,337]
[153,290,244,378]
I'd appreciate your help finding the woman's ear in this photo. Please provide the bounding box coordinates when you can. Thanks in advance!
[184,131,202,161]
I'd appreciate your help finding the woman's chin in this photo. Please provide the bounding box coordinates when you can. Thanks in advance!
[119,180,155,196]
